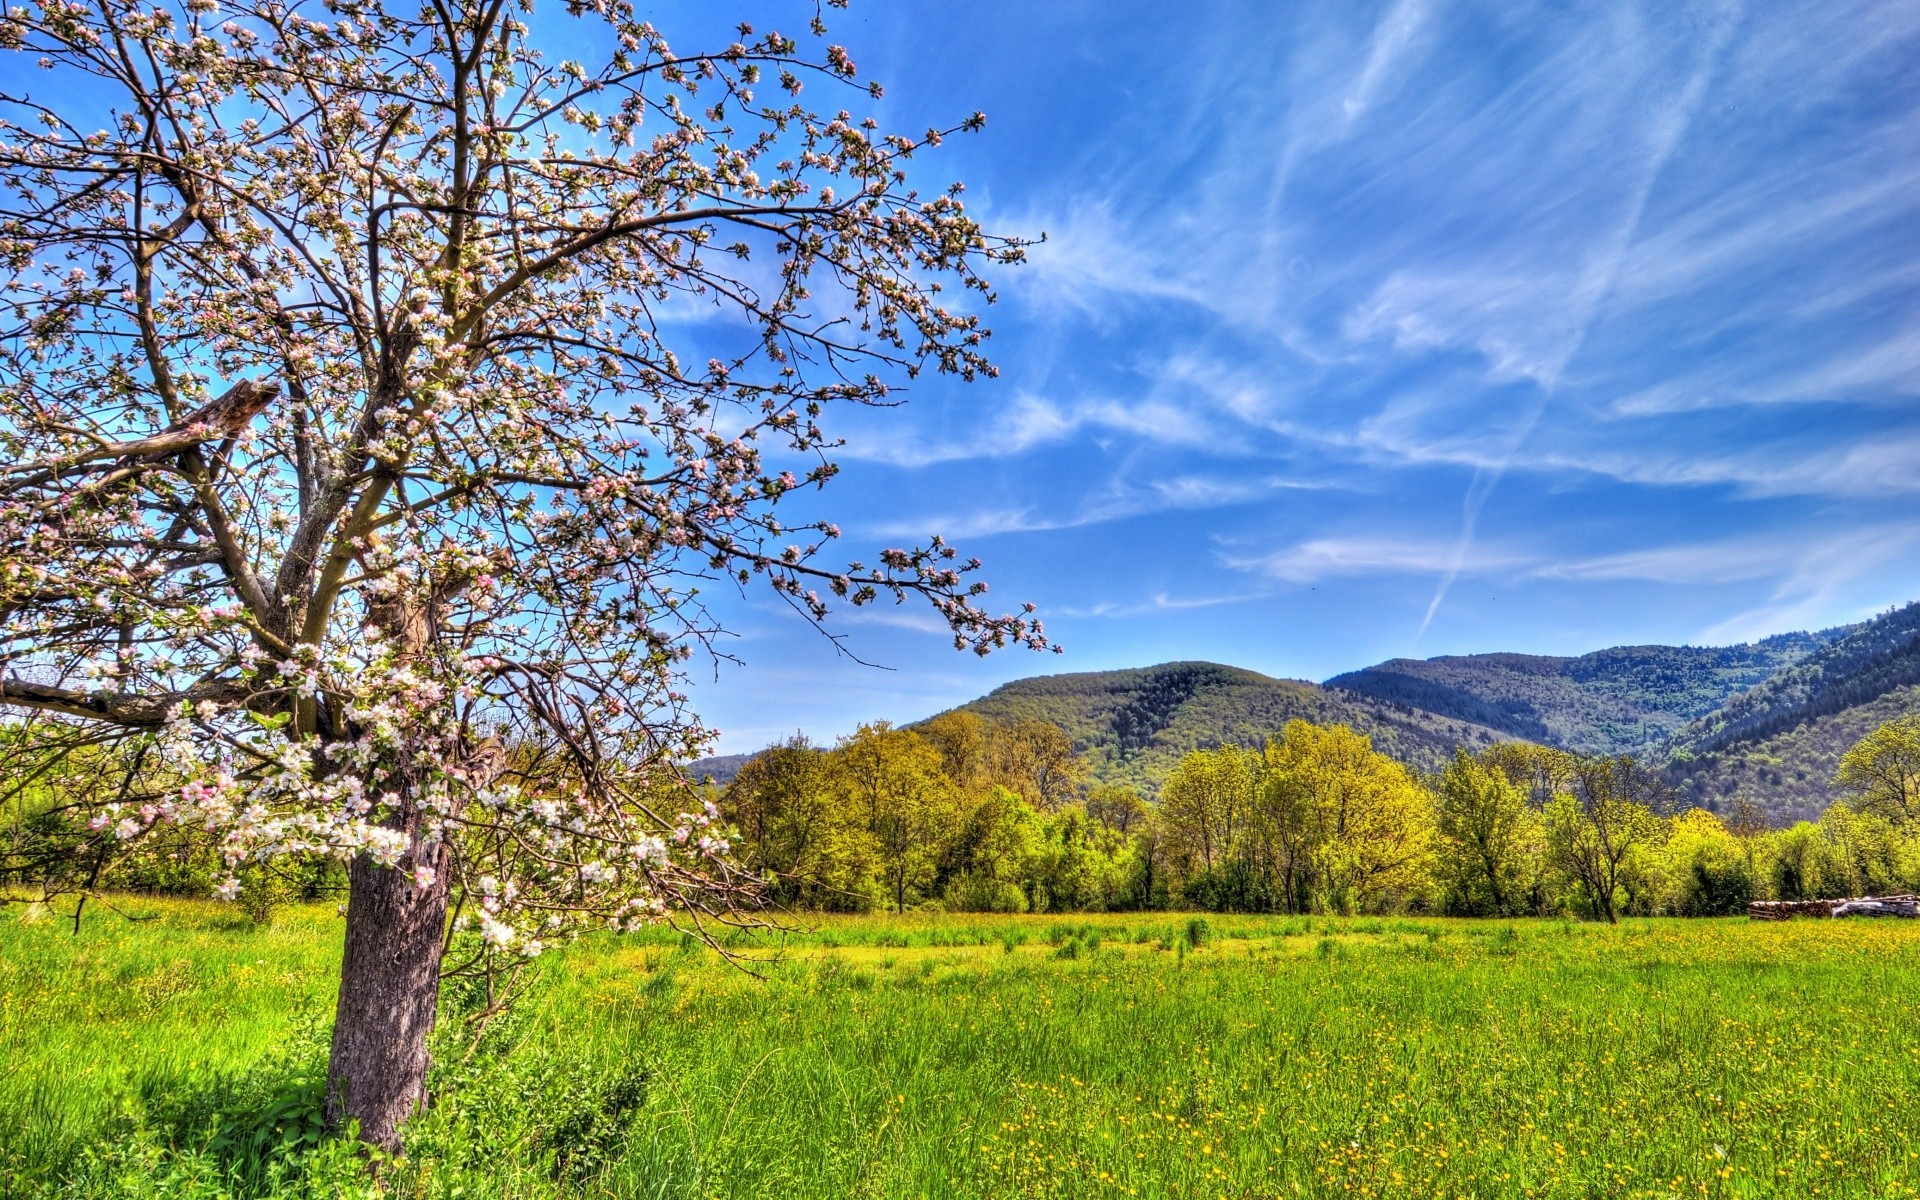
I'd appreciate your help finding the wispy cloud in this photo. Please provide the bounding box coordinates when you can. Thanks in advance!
[1226,535,1528,585]
[870,471,1340,541]
[1057,590,1271,619]
[1340,0,1434,129]
[1694,525,1920,642]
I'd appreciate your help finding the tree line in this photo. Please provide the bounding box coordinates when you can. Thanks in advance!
[714,712,1920,920]
[11,710,1919,923]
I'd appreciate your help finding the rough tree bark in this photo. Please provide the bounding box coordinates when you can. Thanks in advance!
[326,835,450,1152]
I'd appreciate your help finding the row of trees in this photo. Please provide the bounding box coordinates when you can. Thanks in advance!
[717,713,1920,921]
[720,714,1134,913]
[21,709,1917,925]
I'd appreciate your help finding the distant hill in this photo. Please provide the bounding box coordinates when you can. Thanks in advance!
[684,753,753,785]
[935,661,1511,794]
[696,604,1920,826]
[1669,684,1920,825]
[1667,604,1920,758]
[1327,634,1837,756]
[1663,604,1920,822]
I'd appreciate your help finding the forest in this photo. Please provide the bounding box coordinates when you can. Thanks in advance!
[705,710,1920,920]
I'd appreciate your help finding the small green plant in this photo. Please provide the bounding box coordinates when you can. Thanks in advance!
[547,1065,650,1185]
[1185,917,1211,949]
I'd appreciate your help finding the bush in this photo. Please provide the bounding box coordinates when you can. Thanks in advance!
[943,873,1029,913]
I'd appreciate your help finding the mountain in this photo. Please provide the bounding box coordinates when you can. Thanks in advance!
[1664,604,1920,822]
[936,661,1512,794]
[1668,684,1920,825]
[1326,634,1838,756]
[685,752,753,785]
[1667,604,1920,758]
[700,604,1920,825]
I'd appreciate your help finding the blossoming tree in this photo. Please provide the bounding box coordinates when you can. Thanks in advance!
[0,0,1049,1149]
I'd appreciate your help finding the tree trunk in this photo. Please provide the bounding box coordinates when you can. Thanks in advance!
[325,840,449,1152]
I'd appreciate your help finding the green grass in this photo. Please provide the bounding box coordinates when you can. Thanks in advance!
[5,900,1920,1198]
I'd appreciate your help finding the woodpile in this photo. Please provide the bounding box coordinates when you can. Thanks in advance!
[1749,895,1920,920]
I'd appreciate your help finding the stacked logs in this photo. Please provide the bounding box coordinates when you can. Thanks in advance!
[1749,895,1920,920]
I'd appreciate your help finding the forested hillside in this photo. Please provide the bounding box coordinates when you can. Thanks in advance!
[935,661,1509,793]
[1327,634,1836,755]
[705,606,1920,824]
[685,752,753,786]
[1670,684,1920,824]
[1658,605,1920,821]
[1667,604,1920,758]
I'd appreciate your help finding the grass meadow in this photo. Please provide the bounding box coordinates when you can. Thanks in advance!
[3,902,1919,1199]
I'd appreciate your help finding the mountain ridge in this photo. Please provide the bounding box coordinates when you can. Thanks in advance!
[699,603,1920,824]
[938,659,1512,793]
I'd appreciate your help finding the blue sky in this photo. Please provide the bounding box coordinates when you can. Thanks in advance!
[683,0,1920,752]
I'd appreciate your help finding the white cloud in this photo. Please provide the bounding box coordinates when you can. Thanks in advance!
[870,471,1340,541]
[1340,0,1434,128]
[1227,535,1528,585]
[1011,200,1211,318]
[839,392,1084,467]
[1696,525,1920,642]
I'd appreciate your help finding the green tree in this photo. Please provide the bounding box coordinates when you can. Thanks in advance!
[723,738,874,909]
[1030,804,1130,912]
[1656,809,1752,916]
[1268,721,1437,915]
[1765,820,1841,900]
[835,725,961,913]
[1834,716,1920,825]
[942,786,1040,913]
[916,711,993,792]
[1818,804,1920,897]
[1480,743,1579,806]
[1086,784,1148,835]
[1434,750,1540,916]
[984,719,1086,811]
[1544,756,1667,923]
[1159,745,1256,881]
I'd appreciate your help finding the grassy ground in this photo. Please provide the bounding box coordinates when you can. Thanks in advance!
[3,901,1919,1198]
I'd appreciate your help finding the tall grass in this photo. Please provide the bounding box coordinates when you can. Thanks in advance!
[4,901,1919,1198]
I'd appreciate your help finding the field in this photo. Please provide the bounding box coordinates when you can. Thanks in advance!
[4,904,1920,1199]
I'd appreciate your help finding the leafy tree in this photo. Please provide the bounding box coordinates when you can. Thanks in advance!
[1656,810,1751,916]
[1480,742,1578,809]
[1834,715,1920,825]
[941,785,1038,913]
[1029,803,1128,911]
[1265,721,1436,914]
[1434,750,1539,916]
[916,711,993,792]
[1158,745,1255,880]
[834,724,960,912]
[1817,803,1920,897]
[722,738,871,908]
[983,718,1085,810]
[1544,756,1668,923]
[0,0,1047,1148]
[1765,820,1841,900]
[1085,783,1147,835]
